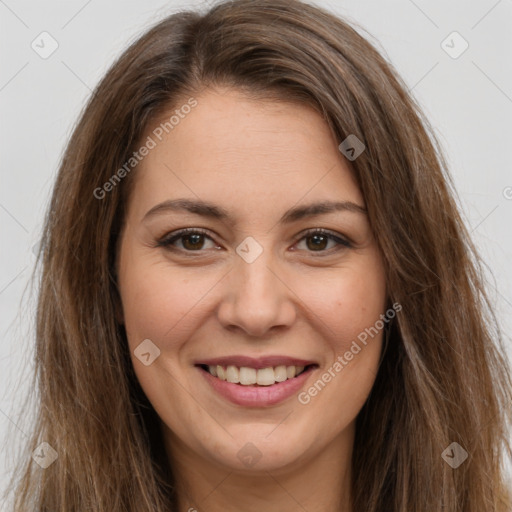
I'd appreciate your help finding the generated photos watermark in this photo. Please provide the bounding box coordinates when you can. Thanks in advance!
[298,302,402,405]
[93,97,198,200]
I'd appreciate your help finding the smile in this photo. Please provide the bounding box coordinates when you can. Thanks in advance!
[195,361,319,407]
[199,364,311,386]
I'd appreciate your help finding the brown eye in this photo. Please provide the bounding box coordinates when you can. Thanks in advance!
[306,233,329,251]
[181,233,206,250]
[157,228,218,251]
[295,229,351,254]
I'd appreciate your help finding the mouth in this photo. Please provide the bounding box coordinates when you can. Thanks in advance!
[196,363,318,386]
[195,361,319,407]
[193,355,319,406]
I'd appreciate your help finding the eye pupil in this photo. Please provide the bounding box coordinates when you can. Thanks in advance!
[307,234,328,251]
[183,234,204,250]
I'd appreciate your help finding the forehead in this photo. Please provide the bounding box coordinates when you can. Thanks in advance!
[149,88,335,166]
[127,87,364,220]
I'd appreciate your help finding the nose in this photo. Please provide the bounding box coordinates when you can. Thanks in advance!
[217,245,297,337]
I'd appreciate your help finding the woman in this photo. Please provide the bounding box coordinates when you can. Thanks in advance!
[7,0,512,510]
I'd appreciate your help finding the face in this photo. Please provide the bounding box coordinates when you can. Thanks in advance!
[117,87,387,475]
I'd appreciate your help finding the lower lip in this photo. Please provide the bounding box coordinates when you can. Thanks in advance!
[197,365,317,407]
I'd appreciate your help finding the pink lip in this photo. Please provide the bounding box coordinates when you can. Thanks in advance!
[197,365,317,407]
[195,355,316,369]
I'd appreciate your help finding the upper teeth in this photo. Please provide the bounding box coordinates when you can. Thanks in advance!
[208,365,306,386]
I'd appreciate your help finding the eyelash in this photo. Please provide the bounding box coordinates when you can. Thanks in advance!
[155,227,352,256]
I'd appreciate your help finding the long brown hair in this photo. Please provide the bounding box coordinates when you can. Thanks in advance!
[6,0,512,510]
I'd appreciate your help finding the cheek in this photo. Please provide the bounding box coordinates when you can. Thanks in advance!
[121,276,173,344]
[292,268,386,432]
[295,259,387,350]
[118,260,207,416]
[118,245,213,348]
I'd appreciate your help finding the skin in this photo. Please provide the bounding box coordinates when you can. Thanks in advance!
[116,87,387,512]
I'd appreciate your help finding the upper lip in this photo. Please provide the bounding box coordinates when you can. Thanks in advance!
[195,355,317,369]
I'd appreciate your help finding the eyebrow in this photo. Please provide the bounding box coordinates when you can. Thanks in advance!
[143,198,367,225]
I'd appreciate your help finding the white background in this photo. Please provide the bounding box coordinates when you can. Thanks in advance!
[1,0,511,507]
